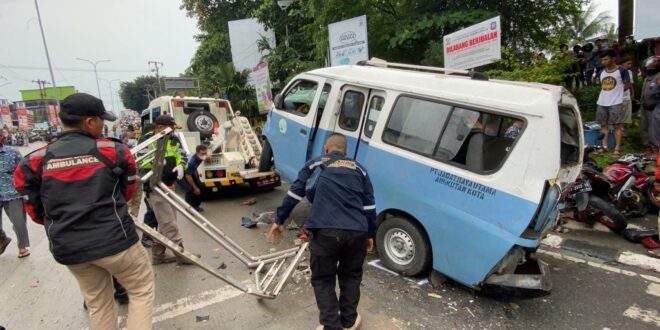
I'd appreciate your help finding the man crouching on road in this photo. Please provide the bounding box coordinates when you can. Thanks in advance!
[14,93,154,330]
[267,133,376,330]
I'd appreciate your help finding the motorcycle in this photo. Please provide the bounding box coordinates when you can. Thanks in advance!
[600,153,660,216]
[561,145,628,232]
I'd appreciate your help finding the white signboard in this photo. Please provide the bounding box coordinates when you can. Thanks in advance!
[635,0,660,40]
[228,18,276,72]
[328,15,369,66]
[252,62,273,112]
[443,16,501,70]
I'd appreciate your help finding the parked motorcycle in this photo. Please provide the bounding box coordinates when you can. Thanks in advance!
[561,145,628,232]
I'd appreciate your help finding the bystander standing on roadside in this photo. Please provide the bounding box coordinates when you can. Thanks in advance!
[642,55,660,157]
[596,49,631,156]
[622,58,636,129]
[14,93,154,329]
[268,134,376,330]
[0,141,30,258]
[183,145,208,212]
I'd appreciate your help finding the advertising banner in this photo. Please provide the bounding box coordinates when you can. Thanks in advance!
[16,102,29,131]
[1,105,12,132]
[27,110,34,129]
[252,62,273,113]
[443,16,501,70]
[328,15,369,66]
[48,104,60,126]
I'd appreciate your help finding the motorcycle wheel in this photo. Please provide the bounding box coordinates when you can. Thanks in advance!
[588,195,628,232]
[645,185,660,212]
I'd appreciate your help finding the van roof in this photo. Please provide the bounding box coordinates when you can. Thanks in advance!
[306,65,566,117]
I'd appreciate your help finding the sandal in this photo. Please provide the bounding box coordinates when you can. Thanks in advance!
[612,150,621,157]
[18,250,31,258]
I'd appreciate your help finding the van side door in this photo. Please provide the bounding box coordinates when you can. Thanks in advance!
[355,90,387,163]
[266,77,326,182]
[333,85,370,158]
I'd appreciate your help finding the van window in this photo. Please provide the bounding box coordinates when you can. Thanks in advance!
[364,96,385,138]
[382,96,451,155]
[339,90,365,131]
[151,107,161,120]
[559,106,580,165]
[383,96,522,173]
[283,80,319,117]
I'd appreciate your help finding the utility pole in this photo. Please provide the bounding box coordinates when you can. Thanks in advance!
[33,0,56,88]
[32,79,50,126]
[148,61,163,96]
[100,78,119,112]
[618,0,633,46]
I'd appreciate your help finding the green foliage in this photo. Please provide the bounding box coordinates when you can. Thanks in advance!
[118,76,160,112]
[555,2,613,45]
[486,49,574,85]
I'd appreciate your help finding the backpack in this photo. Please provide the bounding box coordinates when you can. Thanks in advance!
[642,73,660,110]
[305,157,341,203]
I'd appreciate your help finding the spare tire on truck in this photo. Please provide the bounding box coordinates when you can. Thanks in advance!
[187,110,218,139]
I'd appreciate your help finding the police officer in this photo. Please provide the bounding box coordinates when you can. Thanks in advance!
[267,133,376,330]
[141,115,199,265]
[14,93,154,330]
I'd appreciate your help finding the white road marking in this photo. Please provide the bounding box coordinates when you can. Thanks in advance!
[538,249,660,283]
[623,305,660,327]
[647,283,660,298]
[617,251,660,273]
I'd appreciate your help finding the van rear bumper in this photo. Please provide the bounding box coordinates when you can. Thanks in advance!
[483,247,551,291]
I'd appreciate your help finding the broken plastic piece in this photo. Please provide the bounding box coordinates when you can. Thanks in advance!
[241,217,257,228]
[196,315,210,322]
[242,198,257,206]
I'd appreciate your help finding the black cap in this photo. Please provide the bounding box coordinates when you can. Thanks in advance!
[60,93,117,122]
[155,114,177,126]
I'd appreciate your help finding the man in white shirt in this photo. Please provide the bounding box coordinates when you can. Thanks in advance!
[596,49,631,156]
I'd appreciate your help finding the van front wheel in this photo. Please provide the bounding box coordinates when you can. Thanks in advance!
[377,216,431,276]
[258,139,273,172]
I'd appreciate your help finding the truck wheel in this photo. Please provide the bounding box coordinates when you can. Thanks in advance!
[187,110,218,139]
[258,139,273,172]
[376,216,431,276]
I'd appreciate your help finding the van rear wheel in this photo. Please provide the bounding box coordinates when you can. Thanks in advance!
[258,139,273,172]
[377,216,431,276]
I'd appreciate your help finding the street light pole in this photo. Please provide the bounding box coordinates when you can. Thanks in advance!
[76,58,110,98]
[33,0,56,88]
[100,78,120,112]
[277,0,294,48]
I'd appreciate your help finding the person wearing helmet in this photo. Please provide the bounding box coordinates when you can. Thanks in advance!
[641,55,660,157]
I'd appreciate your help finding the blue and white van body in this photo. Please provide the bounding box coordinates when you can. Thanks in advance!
[262,60,583,291]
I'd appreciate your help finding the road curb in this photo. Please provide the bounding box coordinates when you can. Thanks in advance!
[541,234,660,274]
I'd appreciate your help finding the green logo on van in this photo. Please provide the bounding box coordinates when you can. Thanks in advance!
[279,118,287,134]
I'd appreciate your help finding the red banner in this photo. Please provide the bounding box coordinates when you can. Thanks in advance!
[1,106,12,132]
[48,104,60,126]
[17,107,28,131]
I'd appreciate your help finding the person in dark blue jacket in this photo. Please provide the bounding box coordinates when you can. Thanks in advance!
[267,133,376,330]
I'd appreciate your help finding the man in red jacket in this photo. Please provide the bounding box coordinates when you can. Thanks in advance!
[14,93,155,330]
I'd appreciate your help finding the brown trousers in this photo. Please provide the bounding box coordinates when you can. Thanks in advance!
[147,191,183,256]
[67,243,155,330]
[127,183,144,220]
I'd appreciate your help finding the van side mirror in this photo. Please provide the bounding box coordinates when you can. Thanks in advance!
[274,94,284,110]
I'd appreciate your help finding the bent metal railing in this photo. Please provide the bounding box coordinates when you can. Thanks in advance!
[129,128,307,299]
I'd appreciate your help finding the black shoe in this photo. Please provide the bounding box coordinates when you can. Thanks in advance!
[0,237,11,255]
[141,236,154,248]
[193,206,204,212]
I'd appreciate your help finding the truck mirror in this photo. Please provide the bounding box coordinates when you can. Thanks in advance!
[274,94,284,110]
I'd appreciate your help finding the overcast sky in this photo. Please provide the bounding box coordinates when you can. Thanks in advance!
[0,0,199,111]
[0,0,617,112]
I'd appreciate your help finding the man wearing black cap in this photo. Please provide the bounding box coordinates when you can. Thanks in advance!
[140,114,199,265]
[14,93,155,330]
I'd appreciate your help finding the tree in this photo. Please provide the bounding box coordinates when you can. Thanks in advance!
[556,2,612,45]
[118,76,159,112]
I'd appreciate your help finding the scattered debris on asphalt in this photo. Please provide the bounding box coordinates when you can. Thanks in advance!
[196,315,210,322]
[293,238,303,246]
[242,198,257,206]
[217,262,227,270]
[297,230,310,242]
[427,293,442,299]
[241,216,256,228]
[285,221,300,230]
[254,211,275,224]
[508,302,520,310]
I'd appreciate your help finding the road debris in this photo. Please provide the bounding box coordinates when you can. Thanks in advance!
[217,262,227,270]
[509,302,520,310]
[294,238,303,246]
[285,221,300,230]
[241,216,256,228]
[242,198,257,205]
[254,211,275,224]
[427,293,443,299]
[196,315,210,322]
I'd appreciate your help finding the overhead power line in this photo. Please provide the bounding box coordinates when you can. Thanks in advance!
[0,64,150,74]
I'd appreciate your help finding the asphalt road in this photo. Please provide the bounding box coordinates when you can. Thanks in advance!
[1,142,659,329]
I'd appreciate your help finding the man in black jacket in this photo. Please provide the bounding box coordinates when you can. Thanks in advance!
[15,93,154,330]
[268,133,376,330]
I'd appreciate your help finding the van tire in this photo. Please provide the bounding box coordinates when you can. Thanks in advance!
[187,110,218,139]
[377,216,431,276]
[259,139,273,172]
